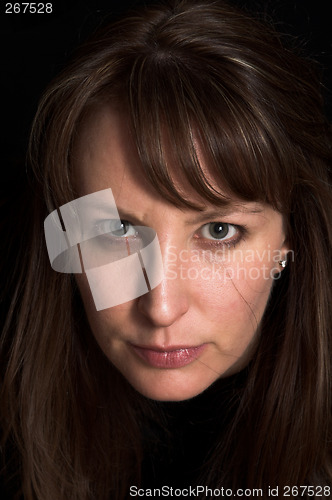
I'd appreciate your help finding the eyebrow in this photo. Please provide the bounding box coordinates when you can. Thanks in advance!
[183,205,265,225]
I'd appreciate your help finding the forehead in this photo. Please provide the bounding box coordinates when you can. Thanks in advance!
[74,105,235,207]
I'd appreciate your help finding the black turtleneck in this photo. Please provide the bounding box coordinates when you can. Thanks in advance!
[140,368,248,489]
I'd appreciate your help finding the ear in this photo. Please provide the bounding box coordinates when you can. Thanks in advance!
[281,235,290,254]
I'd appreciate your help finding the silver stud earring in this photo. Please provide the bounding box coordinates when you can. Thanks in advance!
[278,260,287,268]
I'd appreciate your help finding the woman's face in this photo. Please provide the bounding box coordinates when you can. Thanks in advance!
[74,107,288,401]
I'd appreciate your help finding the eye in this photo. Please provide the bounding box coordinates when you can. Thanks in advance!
[200,222,238,241]
[96,219,137,238]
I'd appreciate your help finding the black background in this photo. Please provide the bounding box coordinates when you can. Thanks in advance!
[1,0,332,189]
[1,4,331,497]
[1,3,331,497]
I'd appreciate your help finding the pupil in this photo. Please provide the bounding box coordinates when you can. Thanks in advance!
[209,222,229,239]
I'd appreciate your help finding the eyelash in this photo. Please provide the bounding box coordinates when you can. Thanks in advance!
[95,219,247,250]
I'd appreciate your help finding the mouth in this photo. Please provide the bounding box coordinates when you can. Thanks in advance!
[128,343,207,369]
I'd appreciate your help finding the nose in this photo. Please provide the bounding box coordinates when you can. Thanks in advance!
[137,246,190,327]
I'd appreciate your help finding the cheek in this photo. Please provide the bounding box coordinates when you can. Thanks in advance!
[193,256,275,319]
[230,260,275,322]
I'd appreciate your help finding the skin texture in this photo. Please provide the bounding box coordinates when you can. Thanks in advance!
[74,107,289,401]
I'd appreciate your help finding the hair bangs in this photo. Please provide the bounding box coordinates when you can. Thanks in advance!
[126,48,293,213]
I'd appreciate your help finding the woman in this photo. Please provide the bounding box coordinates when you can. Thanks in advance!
[1,0,331,498]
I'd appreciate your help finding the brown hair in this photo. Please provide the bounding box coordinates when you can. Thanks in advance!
[1,0,332,498]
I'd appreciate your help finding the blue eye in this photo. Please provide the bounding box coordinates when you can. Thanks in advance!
[97,219,137,238]
[200,222,237,241]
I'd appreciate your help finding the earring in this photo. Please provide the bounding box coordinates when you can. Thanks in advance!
[278,260,287,268]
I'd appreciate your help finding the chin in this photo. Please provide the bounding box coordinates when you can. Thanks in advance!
[139,386,207,402]
[121,368,222,402]
[134,384,209,402]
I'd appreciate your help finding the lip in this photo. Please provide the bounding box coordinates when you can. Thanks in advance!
[129,343,207,369]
